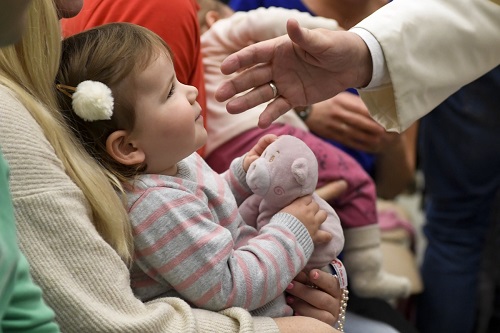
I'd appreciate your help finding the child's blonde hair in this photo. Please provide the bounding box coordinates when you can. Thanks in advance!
[56,23,173,183]
[0,0,133,262]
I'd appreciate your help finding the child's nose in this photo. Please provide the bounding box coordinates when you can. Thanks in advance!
[187,85,198,104]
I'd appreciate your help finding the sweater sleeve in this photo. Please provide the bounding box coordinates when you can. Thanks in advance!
[130,186,313,312]
[223,7,338,48]
[1,253,61,333]
[0,152,60,333]
[0,87,278,333]
[220,156,252,205]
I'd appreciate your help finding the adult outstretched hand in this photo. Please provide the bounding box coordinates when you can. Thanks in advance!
[215,19,373,129]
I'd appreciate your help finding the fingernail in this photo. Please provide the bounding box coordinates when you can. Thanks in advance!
[286,282,294,290]
[312,271,319,280]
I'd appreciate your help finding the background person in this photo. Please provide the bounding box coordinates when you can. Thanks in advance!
[415,67,500,332]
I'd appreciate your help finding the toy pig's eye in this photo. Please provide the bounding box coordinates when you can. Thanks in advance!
[269,150,279,162]
[263,152,267,157]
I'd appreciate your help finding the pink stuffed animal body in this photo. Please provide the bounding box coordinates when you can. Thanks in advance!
[240,135,344,270]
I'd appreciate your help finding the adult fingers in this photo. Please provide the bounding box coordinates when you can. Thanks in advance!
[220,64,274,109]
[308,269,341,299]
[339,108,385,136]
[257,96,295,129]
[287,271,341,325]
[315,180,348,201]
[219,37,278,75]
[287,19,332,57]
[288,297,337,326]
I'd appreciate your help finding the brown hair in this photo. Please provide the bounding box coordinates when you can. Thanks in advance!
[56,22,173,183]
[196,0,225,29]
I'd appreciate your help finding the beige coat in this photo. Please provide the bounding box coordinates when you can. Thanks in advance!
[355,0,500,132]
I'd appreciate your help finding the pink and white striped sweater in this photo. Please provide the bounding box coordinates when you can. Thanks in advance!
[126,153,313,317]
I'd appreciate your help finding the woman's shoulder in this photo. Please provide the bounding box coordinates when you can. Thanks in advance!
[0,84,26,110]
[0,85,70,197]
[0,84,40,129]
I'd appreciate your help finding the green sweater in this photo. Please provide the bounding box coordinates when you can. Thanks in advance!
[0,150,60,333]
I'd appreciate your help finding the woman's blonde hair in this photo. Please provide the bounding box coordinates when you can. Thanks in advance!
[56,23,172,183]
[0,0,133,262]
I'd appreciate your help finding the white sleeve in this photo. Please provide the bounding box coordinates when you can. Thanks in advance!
[351,0,500,132]
[349,27,390,90]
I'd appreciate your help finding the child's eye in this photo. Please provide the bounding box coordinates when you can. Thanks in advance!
[167,84,175,98]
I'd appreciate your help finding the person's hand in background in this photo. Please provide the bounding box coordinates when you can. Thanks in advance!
[315,179,348,202]
[306,93,417,199]
[306,92,399,154]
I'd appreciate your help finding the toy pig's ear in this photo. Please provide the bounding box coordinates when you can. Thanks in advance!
[292,158,309,185]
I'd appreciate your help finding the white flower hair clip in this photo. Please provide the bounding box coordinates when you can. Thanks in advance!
[56,80,114,122]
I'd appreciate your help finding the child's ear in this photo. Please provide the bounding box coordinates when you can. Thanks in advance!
[106,130,145,166]
[205,10,221,28]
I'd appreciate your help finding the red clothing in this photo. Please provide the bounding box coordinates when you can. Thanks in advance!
[61,0,207,155]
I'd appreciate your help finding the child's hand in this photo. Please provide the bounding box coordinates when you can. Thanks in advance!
[280,195,331,244]
[243,134,278,172]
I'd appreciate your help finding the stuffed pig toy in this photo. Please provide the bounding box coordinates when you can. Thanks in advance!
[239,135,344,270]
[241,135,411,300]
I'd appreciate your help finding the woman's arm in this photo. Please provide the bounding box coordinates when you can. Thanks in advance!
[0,152,61,333]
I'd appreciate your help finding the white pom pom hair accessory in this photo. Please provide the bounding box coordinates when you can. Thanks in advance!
[56,80,114,122]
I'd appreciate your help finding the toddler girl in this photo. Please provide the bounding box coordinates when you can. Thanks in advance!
[55,22,342,318]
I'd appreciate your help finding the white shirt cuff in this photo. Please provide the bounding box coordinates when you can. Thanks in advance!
[349,27,390,89]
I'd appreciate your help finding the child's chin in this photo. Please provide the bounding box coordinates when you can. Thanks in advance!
[196,132,208,149]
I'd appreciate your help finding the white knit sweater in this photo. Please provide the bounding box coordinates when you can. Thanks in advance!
[0,85,278,333]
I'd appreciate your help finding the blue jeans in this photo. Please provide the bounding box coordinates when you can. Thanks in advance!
[416,200,492,333]
[417,66,500,333]
[345,311,399,333]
